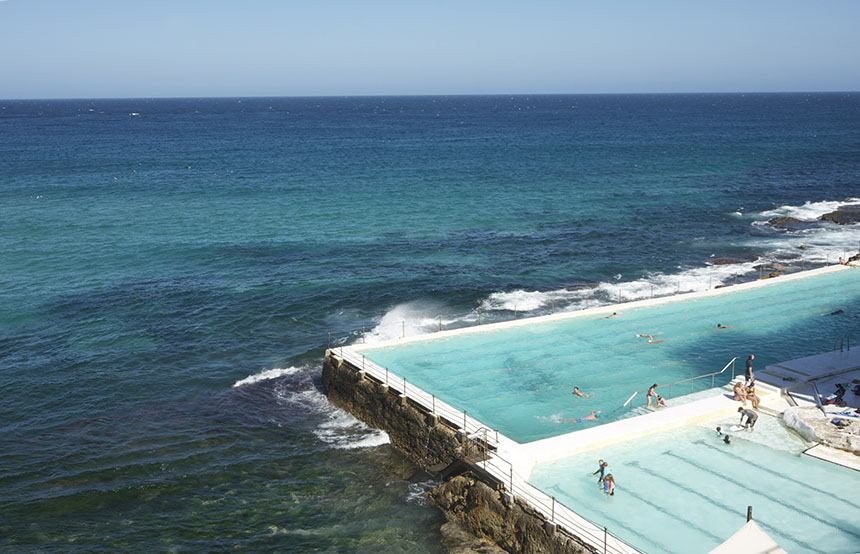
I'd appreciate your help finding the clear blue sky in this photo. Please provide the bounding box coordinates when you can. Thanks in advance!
[2,0,859,99]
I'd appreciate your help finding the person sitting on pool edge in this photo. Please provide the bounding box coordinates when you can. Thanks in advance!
[656,395,667,408]
[572,386,594,398]
[566,410,601,423]
[733,381,747,405]
[738,406,758,431]
[746,379,760,410]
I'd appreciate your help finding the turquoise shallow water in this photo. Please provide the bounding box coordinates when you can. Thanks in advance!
[1,94,860,552]
[529,415,860,554]
[361,268,860,442]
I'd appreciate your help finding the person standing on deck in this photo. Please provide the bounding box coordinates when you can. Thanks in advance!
[745,354,755,383]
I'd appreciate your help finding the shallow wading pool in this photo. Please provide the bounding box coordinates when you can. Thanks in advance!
[528,414,860,554]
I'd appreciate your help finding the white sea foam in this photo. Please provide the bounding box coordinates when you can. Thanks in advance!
[232,366,302,388]
[270,375,391,450]
[404,480,435,505]
[313,408,391,450]
[760,197,859,220]
[363,300,450,344]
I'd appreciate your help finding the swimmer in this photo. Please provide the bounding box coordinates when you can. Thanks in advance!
[603,471,615,495]
[591,459,608,482]
[601,312,619,319]
[716,323,729,329]
[724,435,731,444]
[821,309,845,316]
[572,386,594,398]
[716,426,722,436]
[566,410,601,423]
[637,334,665,344]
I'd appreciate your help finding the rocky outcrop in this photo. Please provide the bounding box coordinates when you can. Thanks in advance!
[783,406,860,454]
[820,204,860,225]
[767,216,809,229]
[322,355,463,469]
[430,475,594,554]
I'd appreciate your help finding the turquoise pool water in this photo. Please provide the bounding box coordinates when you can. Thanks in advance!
[528,415,860,554]
[360,269,860,442]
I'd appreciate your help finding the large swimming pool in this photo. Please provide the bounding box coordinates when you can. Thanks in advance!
[528,414,860,554]
[358,268,860,442]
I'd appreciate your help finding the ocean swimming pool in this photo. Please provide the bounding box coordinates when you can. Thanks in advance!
[357,268,860,442]
[528,414,860,554]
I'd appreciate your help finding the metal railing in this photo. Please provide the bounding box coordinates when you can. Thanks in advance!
[333,346,500,444]
[623,356,738,408]
[457,434,640,554]
[834,334,851,352]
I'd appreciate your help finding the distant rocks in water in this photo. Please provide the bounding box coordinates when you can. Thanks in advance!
[562,280,599,291]
[767,216,806,229]
[708,252,759,266]
[766,217,818,231]
[819,203,860,225]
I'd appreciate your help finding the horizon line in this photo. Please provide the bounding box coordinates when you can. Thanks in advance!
[2,90,860,103]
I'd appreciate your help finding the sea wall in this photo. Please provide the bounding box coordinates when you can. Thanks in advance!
[322,353,596,554]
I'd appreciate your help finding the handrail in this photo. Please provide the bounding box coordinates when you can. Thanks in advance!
[833,334,850,352]
[623,356,738,408]
[459,435,640,554]
[783,379,828,416]
[333,346,502,447]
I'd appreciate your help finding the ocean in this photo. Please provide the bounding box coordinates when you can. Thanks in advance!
[1,93,859,552]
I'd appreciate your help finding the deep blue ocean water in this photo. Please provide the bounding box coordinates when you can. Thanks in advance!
[1,94,859,552]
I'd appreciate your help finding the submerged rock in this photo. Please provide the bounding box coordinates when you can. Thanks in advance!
[767,216,808,229]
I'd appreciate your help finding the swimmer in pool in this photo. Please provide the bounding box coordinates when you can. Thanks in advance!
[572,386,593,398]
[601,312,619,319]
[724,435,731,444]
[821,309,845,316]
[637,334,665,343]
[566,410,601,423]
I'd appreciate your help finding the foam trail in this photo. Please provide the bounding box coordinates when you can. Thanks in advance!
[233,367,303,388]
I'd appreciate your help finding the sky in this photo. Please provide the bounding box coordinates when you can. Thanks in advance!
[1,0,859,99]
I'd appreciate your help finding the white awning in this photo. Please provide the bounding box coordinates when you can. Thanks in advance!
[708,520,788,554]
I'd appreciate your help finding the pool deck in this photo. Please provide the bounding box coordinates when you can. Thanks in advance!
[760,348,860,471]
